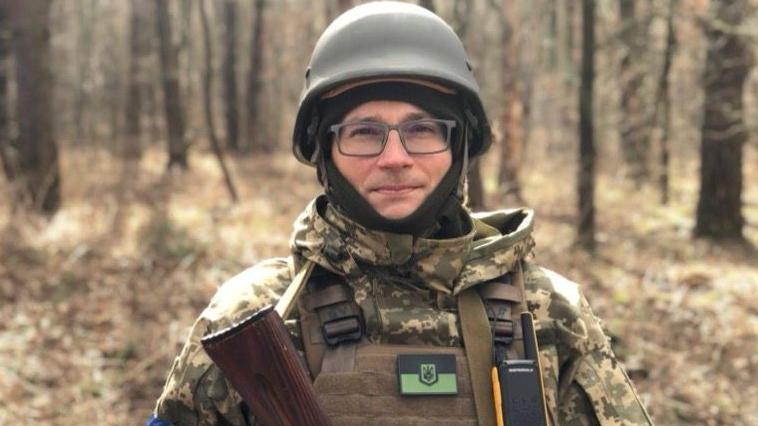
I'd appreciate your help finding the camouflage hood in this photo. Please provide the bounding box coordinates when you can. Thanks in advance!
[290,195,536,294]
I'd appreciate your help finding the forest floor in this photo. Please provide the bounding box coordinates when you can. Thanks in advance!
[0,144,756,425]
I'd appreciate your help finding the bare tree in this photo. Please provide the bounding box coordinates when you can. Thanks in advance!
[418,0,435,12]
[199,0,238,203]
[245,0,267,152]
[449,0,485,210]
[577,0,596,249]
[222,0,240,152]
[336,0,354,14]
[123,0,151,161]
[496,0,524,204]
[652,0,677,204]
[7,0,61,213]
[156,0,188,169]
[0,0,14,185]
[73,0,96,144]
[618,0,651,186]
[695,0,754,240]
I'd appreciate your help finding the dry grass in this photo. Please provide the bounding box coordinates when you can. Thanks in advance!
[0,143,755,425]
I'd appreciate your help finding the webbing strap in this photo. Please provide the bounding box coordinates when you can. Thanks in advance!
[320,341,358,374]
[458,288,496,426]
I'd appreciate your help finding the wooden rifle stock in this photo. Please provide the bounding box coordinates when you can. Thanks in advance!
[201,305,330,426]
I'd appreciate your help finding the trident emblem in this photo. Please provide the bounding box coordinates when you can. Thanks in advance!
[420,363,438,385]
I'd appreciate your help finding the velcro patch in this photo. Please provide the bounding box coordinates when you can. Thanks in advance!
[397,353,458,396]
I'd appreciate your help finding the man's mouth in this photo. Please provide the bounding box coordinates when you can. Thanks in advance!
[372,185,420,194]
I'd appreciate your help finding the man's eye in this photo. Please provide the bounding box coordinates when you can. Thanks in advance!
[348,125,382,137]
[405,122,440,136]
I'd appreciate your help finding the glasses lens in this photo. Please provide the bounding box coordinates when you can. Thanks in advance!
[400,119,451,154]
[335,122,386,156]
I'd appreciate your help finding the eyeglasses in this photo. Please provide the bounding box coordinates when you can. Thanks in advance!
[329,118,456,157]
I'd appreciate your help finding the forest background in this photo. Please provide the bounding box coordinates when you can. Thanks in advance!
[0,0,756,424]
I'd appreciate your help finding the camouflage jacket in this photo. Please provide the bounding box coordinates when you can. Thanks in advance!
[153,196,653,425]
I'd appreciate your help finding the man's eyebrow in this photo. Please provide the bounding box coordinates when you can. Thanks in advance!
[345,111,433,123]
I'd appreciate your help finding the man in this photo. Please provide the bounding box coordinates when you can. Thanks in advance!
[149,2,653,425]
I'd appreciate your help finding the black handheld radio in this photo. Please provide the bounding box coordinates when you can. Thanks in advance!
[492,312,549,426]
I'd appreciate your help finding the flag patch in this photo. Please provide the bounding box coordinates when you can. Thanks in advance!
[397,353,458,395]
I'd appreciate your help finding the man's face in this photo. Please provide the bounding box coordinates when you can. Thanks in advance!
[331,100,453,220]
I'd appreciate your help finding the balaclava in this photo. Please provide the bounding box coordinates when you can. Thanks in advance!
[316,82,469,237]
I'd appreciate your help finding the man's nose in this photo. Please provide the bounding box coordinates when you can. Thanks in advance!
[376,129,413,167]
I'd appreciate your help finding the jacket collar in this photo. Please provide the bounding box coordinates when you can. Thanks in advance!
[290,195,535,294]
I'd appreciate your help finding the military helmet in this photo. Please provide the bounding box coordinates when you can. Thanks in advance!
[292,1,492,166]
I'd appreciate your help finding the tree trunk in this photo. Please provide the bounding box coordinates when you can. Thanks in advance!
[123,0,150,161]
[653,0,676,204]
[246,0,268,152]
[0,0,14,185]
[336,0,354,14]
[156,0,188,169]
[577,0,595,250]
[8,0,61,213]
[146,77,162,145]
[199,0,238,203]
[449,0,484,209]
[73,0,96,144]
[497,0,524,204]
[694,0,753,240]
[565,0,576,64]
[618,0,651,186]
[222,0,240,152]
[452,0,472,41]
[418,0,435,12]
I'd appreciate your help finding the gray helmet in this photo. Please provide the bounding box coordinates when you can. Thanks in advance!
[292,1,492,166]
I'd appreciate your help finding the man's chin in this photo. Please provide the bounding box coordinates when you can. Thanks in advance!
[372,203,421,221]
[367,191,424,219]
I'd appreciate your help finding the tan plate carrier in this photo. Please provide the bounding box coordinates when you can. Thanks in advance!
[294,263,530,426]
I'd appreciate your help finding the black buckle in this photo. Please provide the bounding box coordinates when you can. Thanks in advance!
[316,299,363,346]
[322,317,362,346]
[492,319,514,346]
[486,302,514,346]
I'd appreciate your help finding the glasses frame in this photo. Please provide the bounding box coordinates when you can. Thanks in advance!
[329,118,457,157]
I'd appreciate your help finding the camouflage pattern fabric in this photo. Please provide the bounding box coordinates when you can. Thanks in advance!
[153,195,653,425]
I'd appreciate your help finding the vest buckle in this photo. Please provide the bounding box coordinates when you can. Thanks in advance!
[322,316,362,345]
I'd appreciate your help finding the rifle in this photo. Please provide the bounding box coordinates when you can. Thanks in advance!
[201,262,330,426]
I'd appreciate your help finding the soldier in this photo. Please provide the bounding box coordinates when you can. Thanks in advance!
[149,2,653,425]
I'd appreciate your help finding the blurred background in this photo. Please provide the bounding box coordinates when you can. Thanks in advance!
[0,0,756,424]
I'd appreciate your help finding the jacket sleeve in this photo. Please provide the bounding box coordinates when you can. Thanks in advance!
[152,258,293,426]
[559,285,654,425]
[529,266,653,426]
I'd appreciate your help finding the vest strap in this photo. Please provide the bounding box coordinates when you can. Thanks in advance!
[320,341,358,374]
[298,268,363,377]
[479,279,522,304]
[304,283,353,311]
[458,287,496,426]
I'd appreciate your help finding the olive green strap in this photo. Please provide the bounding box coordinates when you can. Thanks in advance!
[458,288,496,426]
